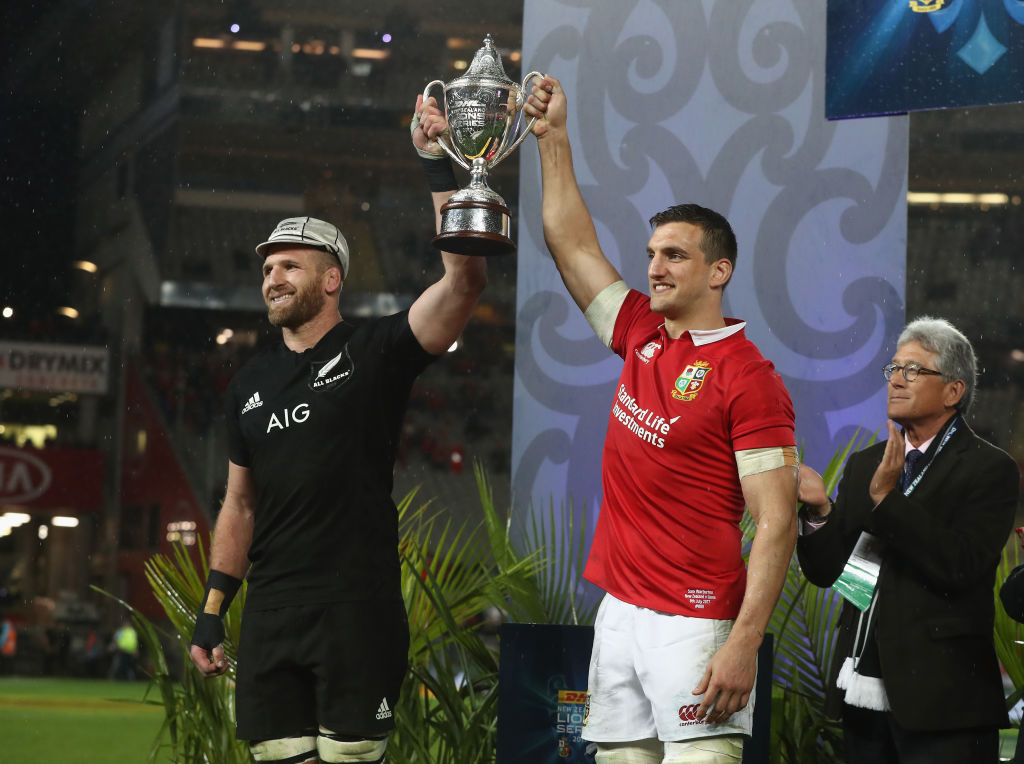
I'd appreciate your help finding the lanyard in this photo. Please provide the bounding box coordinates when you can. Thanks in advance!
[902,415,960,497]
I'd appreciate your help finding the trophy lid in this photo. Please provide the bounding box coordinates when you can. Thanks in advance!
[460,34,513,86]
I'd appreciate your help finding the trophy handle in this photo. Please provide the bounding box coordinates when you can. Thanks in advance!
[491,71,545,168]
[422,79,472,172]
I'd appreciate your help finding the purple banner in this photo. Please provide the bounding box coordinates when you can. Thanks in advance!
[514,0,907,520]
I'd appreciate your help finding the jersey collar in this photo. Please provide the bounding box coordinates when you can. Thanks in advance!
[685,319,746,346]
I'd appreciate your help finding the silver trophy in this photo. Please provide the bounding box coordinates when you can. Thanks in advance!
[424,35,541,256]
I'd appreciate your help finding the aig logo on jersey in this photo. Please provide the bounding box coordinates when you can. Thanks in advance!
[672,361,711,402]
[309,347,354,391]
[266,403,310,433]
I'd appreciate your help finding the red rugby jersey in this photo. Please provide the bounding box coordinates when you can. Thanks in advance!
[584,290,795,618]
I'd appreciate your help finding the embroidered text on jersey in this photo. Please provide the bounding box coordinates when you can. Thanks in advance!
[611,384,674,449]
[241,392,263,415]
[375,697,393,720]
[672,361,711,401]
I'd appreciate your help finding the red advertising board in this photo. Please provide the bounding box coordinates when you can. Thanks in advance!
[0,446,105,511]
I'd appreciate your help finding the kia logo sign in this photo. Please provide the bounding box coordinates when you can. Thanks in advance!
[0,447,52,504]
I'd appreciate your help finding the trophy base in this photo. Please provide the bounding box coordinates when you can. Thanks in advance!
[432,199,515,256]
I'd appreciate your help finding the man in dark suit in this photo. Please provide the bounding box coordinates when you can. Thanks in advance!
[797,316,1020,763]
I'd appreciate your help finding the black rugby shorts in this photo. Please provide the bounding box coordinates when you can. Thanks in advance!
[234,600,409,741]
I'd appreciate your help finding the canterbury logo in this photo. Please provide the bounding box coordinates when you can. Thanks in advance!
[241,392,263,414]
[678,703,704,726]
[375,697,392,720]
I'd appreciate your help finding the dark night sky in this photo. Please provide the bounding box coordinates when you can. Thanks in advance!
[1,2,79,328]
[0,98,77,317]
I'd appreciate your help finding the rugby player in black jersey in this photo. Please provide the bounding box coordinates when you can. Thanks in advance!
[188,96,484,764]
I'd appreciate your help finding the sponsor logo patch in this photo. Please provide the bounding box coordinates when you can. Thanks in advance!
[671,360,711,401]
[266,403,310,433]
[0,447,52,504]
[634,340,662,364]
[678,703,705,727]
[375,697,392,720]
[241,392,263,415]
[555,689,587,747]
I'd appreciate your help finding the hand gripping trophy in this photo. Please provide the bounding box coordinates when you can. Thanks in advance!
[423,35,541,256]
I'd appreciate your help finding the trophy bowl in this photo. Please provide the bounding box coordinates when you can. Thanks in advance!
[423,35,541,256]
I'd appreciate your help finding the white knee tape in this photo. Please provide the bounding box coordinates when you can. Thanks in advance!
[663,735,744,763]
[317,735,387,763]
[594,739,663,764]
[249,735,317,762]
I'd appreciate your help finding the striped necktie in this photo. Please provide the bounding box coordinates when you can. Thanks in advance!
[901,449,924,490]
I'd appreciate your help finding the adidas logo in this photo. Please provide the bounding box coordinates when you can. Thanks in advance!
[241,392,263,415]
[375,697,392,720]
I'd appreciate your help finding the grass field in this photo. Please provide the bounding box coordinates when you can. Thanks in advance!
[2,675,1017,762]
[0,677,171,763]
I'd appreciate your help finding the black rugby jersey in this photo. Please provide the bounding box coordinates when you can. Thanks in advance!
[224,311,435,611]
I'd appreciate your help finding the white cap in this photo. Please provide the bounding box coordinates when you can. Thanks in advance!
[255,216,350,279]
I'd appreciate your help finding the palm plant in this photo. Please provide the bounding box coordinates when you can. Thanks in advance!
[994,539,1024,707]
[94,537,251,763]
[390,474,530,764]
[476,465,598,627]
[390,463,597,763]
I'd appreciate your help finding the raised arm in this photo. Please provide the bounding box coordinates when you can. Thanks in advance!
[693,464,798,723]
[523,76,622,312]
[406,94,488,355]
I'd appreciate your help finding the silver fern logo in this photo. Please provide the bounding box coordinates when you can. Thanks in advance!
[317,351,342,379]
[309,347,353,391]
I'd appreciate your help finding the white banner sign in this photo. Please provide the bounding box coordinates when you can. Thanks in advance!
[0,341,110,394]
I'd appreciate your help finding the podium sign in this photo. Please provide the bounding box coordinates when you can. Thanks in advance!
[496,623,595,764]
[497,623,774,763]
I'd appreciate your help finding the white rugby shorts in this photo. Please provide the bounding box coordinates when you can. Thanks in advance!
[582,593,755,743]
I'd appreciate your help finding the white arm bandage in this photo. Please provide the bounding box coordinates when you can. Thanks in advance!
[583,280,630,348]
[735,445,799,479]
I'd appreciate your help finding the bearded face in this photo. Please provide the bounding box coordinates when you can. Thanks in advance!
[266,273,326,328]
[262,248,338,329]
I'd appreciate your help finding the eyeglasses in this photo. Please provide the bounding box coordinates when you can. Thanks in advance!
[882,362,943,382]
